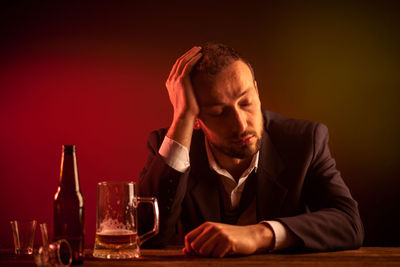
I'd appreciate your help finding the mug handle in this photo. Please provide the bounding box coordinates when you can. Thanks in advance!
[136,197,159,246]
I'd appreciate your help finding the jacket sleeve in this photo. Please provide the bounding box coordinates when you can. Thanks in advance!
[277,123,364,251]
[138,129,189,247]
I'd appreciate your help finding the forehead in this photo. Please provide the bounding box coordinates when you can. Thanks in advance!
[195,60,255,106]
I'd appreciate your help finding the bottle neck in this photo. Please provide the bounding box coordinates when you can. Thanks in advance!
[59,147,80,192]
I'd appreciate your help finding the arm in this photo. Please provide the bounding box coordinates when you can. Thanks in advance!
[165,46,202,149]
[277,123,364,251]
[139,47,202,247]
[139,129,190,247]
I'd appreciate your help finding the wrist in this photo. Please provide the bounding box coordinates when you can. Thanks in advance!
[252,223,275,251]
[167,115,196,150]
[173,110,197,124]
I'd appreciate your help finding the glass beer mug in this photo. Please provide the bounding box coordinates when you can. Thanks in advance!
[93,181,159,259]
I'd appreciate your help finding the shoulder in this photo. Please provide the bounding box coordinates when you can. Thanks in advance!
[263,110,328,139]
[262,110,329,158]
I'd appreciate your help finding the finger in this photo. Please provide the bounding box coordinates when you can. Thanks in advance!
[176,46,202,68]
[168,46,201,80]
[212,238,232,258]
[174,47,202,79]
[191,224,216,252]
[182,247,196,256]
[185,222,208,243]
[197,231,220,257]
[185,235,195,255]
[185,223,208,254]
[178,46,201,61]
[181,52,203,77]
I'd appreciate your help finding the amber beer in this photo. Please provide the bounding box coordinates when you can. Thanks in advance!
[96,229,137,244]
[94,229,139,258]
[54,145,84,264]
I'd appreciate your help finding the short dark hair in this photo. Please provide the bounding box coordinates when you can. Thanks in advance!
[190,42,255,87]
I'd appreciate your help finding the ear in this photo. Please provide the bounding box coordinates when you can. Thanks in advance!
[194,118,201,130]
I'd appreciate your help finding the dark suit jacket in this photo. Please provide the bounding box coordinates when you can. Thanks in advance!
[139,110,364,252]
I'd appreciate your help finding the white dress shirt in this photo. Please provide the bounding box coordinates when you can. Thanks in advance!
[159,135,296,251]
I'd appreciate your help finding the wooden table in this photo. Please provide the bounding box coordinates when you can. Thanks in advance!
[1,247,399,266]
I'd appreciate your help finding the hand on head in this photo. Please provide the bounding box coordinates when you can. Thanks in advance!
[165,46,203,149]
[166,46,203,122]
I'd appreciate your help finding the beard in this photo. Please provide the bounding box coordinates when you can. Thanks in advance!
[207,131,263,159]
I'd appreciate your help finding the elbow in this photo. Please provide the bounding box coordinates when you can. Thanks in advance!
[341,198,364,249]
[344,208,364,249]
[351,216,364,249]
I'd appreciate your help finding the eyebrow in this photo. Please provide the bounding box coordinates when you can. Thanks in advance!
[202,89,250,108]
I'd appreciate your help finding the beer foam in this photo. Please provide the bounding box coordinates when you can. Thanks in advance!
[98,228,134,235]
[99,218,132,232]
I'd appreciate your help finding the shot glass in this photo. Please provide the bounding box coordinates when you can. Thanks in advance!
[10,220,37,255]
[34,222,72,267]
[34,239,72,267]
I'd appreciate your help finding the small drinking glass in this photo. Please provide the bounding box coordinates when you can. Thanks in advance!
[10,220,37,255]
[34,223,72,267]
[34,239,72,267]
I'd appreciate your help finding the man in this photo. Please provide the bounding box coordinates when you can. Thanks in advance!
[139,43,364,257]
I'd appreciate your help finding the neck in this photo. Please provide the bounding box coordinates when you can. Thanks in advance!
[210,145,253,181]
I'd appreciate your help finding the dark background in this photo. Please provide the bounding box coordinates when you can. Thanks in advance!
[1,1,399,249]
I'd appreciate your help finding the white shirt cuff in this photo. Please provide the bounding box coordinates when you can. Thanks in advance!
[261,220,296,251]
[158,136,190,173]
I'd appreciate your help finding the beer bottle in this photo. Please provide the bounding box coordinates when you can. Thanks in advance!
[54,145,84,264]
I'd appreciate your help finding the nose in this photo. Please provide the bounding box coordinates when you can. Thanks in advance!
[230,106,247,133]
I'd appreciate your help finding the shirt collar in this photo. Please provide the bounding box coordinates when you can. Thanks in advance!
[204,138,259,182]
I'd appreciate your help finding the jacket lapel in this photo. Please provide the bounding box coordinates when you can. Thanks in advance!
[191,170,221,222]
[189,130,221,222]
[256,128,288,220]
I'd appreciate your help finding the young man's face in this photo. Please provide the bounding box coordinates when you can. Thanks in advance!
[195,60,264,159]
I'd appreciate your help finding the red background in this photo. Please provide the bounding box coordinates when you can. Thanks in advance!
[1,1,399,248]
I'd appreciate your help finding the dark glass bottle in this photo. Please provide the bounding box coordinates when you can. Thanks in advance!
[54,145,84,264]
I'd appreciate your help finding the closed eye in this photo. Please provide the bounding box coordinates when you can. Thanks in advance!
[208,110,224,117]
[200,105,224,117]
[239,99,252,107]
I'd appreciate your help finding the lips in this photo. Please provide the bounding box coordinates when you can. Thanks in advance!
[233,135,255,145]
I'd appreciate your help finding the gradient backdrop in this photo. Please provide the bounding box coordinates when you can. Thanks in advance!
[1,1,399,249]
